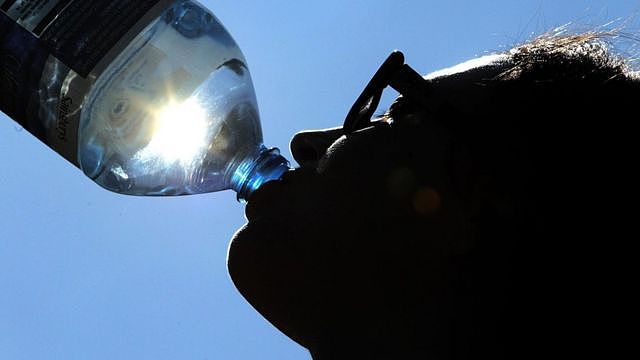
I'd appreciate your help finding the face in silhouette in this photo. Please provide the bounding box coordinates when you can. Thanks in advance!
[227,55,510,354]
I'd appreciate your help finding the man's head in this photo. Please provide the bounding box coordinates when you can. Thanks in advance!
[228,33,637,359]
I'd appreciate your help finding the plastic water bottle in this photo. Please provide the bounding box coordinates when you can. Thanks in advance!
[0,0,289,200]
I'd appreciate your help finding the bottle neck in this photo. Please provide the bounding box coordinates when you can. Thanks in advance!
[231,147,290,202]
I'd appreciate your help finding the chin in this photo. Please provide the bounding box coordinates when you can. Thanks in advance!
[227,218,294,281]
[227,221,271,301]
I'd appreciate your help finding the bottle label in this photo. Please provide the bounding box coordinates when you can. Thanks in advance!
[1,0,172,165]
[2,0,67,32]
[0,10,49,141]
[2,0,167,77]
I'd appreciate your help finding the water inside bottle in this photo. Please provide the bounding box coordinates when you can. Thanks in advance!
[77,1,264,195]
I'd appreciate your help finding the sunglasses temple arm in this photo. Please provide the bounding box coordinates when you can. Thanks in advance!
[343,52,432,135]
[389,64,432,111]
[343,52,406,134]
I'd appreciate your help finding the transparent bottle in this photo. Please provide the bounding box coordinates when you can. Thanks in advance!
[2,0,289,200]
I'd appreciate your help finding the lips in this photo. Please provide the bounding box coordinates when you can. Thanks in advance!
[245,169,297,222]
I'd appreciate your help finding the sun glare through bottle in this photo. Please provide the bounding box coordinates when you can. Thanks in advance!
[0,0,289,201]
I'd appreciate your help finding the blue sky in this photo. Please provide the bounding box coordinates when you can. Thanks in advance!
[1,1,638,359]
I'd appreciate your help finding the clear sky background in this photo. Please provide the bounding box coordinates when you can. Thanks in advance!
[1,1,638,359]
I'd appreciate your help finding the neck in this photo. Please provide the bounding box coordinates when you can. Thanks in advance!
[311,349,423,360]
[309,338,422,360]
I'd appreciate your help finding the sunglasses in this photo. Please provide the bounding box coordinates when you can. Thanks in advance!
[342,51,431,135]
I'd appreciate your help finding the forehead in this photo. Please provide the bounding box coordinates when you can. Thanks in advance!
[390,54,511,118]
[425,54,510,81]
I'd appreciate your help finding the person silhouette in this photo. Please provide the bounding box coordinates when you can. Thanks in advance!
[228,32,635,359]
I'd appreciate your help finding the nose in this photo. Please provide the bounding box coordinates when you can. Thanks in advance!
[290,126,344,167]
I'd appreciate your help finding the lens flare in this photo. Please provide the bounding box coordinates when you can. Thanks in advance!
[137,98,209,167]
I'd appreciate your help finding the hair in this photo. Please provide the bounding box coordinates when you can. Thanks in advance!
[500,31,630,81]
